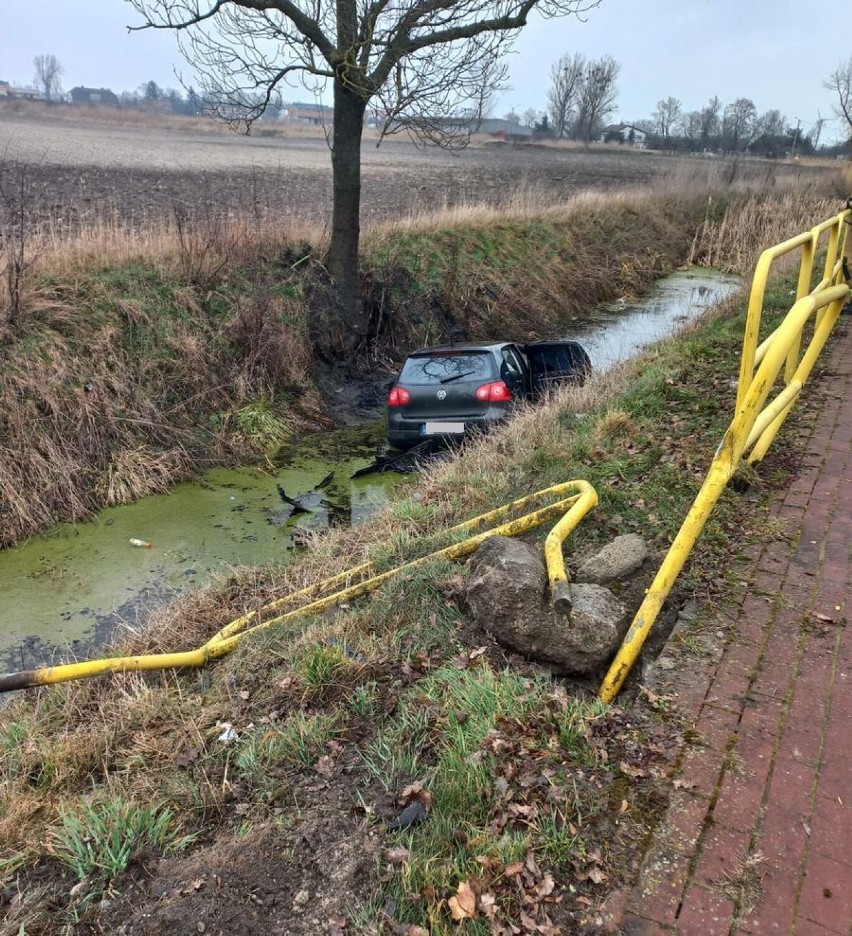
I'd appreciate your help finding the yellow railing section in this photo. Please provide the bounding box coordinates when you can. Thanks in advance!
[600,202,852,703]
[0,481,598,693]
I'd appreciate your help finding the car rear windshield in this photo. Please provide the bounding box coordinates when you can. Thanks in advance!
[399,351,495,385]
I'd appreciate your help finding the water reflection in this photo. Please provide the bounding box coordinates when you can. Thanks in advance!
[567,270,740,369]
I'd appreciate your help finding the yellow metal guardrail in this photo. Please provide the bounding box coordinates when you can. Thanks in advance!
[600,201,852,702]
[0,481,598,692]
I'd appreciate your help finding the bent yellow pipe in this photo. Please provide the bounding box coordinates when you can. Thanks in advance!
[1,481,597,693]
[544,481,598,613]
[599,282,848,703]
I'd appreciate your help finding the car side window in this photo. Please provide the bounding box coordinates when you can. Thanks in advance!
[501,347,524,379]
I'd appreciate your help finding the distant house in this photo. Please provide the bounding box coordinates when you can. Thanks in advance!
[283,102,335,125]
[0,81,46,102]
[385,114,533,140]
[477,118,534,140]
[70,87,120,107]
[600,123,647,148]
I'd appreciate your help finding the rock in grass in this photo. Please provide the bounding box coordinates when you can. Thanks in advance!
[466,536,628,675]
[575,533,649,584]
[387,801,429,831]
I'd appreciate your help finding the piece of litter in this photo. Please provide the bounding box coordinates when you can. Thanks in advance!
[216,722,239,743]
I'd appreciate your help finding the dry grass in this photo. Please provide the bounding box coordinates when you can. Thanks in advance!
[721,851,768,914]
[687,186,848,274]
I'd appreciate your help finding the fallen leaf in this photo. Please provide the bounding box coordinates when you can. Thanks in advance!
[448,880,477,921]
[191,877,205,891]
[619,799,629,814]
[239,690,250,701]
[400,781,433,811]
[385,846,410,866]
[587,866,607,884]
[504,861,525,877]
[619,761,647,779]
[314,755,335,778]
[479,892,497,918]
[536,874,556,898]
[673,778,697,790]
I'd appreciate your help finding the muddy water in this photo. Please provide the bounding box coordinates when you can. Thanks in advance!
[0,425,402,669]
[0,268,739,669]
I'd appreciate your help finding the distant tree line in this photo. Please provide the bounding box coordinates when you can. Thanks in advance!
[505,52,852,155]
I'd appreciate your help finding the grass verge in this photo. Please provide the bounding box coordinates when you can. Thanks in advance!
[0,263,826,932]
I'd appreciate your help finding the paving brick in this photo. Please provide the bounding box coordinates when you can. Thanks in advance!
[737,698,785,742]
[753,803,808,869]
[628,848,692,927]
[712,768,766,834]
[809,796,852,867]
[617,912,675,934]
[736,868,798,935]
[657,790,711,857]
[797,852,852,934]
[765,757,817,821]
[679,744,725,800]
[693,822,752,886]
[675,885,736,935]
[695,704,742,750]
[719,641,763,681]
[792,919,842,936]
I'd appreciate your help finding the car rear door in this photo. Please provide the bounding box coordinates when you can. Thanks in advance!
[521,341,592,395]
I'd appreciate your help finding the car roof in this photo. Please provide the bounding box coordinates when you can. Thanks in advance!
[408,341,511,355]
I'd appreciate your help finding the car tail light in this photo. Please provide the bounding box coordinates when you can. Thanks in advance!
[387,386,411,406]
[475,380,513,402]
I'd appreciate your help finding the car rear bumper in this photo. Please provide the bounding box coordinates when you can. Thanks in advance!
[387,408,509,450]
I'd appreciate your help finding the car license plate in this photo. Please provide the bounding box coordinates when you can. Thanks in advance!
[422,421,465,435]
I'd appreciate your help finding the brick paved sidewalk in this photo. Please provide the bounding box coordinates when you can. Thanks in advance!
[611,320,851,935]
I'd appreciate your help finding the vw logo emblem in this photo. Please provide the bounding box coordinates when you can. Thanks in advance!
[436,389,447,400]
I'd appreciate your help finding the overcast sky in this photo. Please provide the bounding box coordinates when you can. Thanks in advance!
[1,0,848,142]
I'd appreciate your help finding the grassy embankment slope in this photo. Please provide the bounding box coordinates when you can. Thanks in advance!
[0,176,847,933]
[1,184,724,548]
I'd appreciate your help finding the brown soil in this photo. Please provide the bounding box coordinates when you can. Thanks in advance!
[1,112,831,234]
[94,782,379,936]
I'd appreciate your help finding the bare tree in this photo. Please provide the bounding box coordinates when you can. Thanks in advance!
[679,110,702,151]
[574,54,619,142]
[547,52,584,138]
[810,111,827,151]
[33,54,63,103]
[755,108,786,138]
[722,98,757,152]
[128,0,601,349]
[652,96,681,148]
[825,57,852,136]
[698,96,722,150]
[521,107,541,128]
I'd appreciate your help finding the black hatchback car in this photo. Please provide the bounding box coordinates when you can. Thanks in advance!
[386,340,590,449]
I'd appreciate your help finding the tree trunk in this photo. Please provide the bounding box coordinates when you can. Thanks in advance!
[326,79,368,349]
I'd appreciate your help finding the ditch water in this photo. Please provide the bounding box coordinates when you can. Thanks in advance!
[0,268,740,670]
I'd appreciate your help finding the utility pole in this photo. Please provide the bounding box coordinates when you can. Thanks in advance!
[791,117,802,158]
